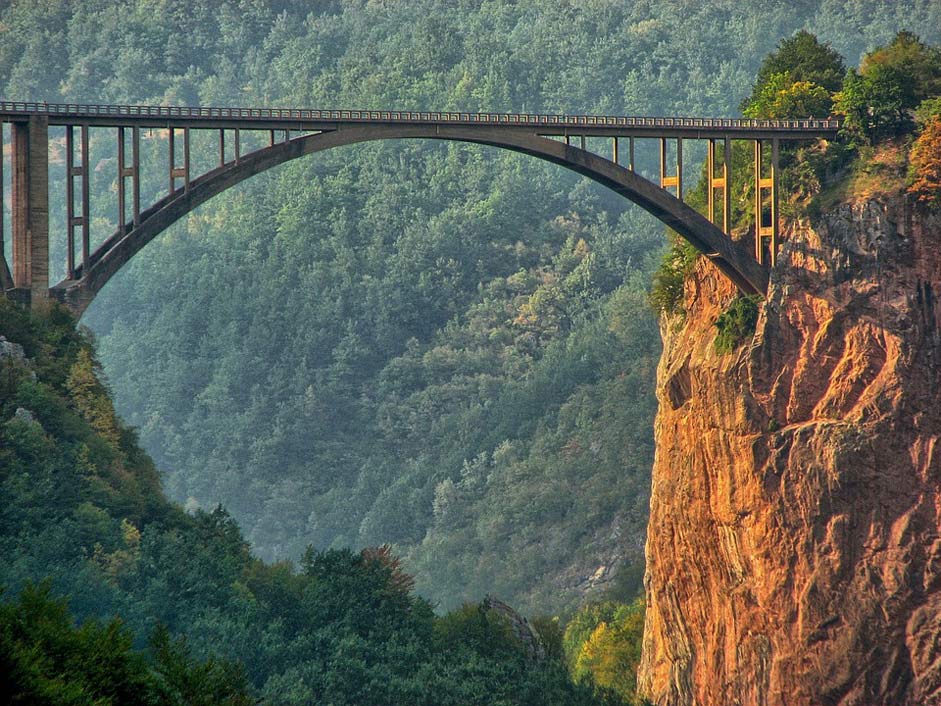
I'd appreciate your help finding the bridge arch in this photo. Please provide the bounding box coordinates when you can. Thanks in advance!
[52,125,769,314]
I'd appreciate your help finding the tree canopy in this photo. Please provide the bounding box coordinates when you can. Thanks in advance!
[742,30,846,118]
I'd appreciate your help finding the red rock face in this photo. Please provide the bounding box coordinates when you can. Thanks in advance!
[638,197,941,706]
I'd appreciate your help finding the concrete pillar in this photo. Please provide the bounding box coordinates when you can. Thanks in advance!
[11,116,49,306]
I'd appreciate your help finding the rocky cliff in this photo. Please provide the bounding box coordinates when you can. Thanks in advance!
[638,195,941,705]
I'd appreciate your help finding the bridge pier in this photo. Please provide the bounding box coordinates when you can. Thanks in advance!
[659,137,682,200]
[707,138,731,233]
[754,139,779,266]
[10,116,49,308]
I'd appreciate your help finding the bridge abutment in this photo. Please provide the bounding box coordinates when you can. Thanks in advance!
[10,116,49,308]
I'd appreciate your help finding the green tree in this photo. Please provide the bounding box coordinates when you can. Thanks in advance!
[836,32,941,142]
[743,72,833,119]
[563,599,647,704]
[753,29,846,93]
[742,30,845,117]
[0,582,154,705]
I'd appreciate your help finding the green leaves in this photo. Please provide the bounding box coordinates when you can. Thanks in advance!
[835,32,941,143]
[742,31,845,119]
[742,72,833,119]
[714,295,762,355]
[0,582,155,706]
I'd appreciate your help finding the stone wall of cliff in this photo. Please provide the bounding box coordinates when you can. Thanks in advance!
[638,195,941,706]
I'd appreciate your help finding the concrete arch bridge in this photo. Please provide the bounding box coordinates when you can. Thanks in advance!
[0,102,838,315]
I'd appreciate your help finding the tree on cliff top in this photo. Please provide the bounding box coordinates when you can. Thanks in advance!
[835,32,941,143]
[741,30,845,118]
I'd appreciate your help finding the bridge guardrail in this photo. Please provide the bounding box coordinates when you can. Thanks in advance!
[0,101,841,131]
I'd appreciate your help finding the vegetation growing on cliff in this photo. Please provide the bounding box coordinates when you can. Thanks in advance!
[651,29,941,316]
[909,102,941,205]
[714,296,762,354]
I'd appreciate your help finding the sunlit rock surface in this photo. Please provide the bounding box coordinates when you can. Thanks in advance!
[638,196,941,706]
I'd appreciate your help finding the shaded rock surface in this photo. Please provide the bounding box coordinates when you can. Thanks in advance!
[638,196,941,706]
[0,335,25,361]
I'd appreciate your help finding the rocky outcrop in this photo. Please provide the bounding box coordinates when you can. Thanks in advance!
[0,335,25,361]
[638,196,941,706]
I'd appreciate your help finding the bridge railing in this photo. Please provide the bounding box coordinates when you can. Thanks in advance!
[0,101,841,131]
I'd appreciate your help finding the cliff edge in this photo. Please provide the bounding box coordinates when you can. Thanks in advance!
[638,195,941,705]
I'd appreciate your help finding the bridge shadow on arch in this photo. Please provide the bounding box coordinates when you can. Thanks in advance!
[53,125,769,315]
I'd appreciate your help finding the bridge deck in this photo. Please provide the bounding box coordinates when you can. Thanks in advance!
[0,101,839,140]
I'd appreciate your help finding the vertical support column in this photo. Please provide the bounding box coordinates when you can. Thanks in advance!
[677,137,683,201]
[168,127,176,195]
[0,121,9,292]
[723,138,732,236]
[612,137,618,165]
[219,129,226,167]
[183,127,191,192]
[754,140,762,262]
[659,138,666,188]
[660,137,682,200]
[12,122,28,287]
[628,137,635,172]
[771,138,779,266]
[117,127,126,234]
[707,139,715,225]
[132,127,141,227]
[168,127,186,194]
[80,126,89,273]
[579,135,586,151]
[754,140,777,265]
[11,116,49,305]
[234,129,241,164]
[707,138,731,233]
[66,126,75,278]
[118,126,141,233]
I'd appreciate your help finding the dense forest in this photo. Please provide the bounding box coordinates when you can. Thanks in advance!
[2,0,941,703]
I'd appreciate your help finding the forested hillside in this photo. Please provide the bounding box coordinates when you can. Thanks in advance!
[2,0,939,614]
[0,300,634,704]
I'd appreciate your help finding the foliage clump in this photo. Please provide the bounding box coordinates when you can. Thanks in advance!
[562,599,648,705]
[0,582,253,706]
[835,32,941,144]
[909,101,941,205]
[714,296,762,354]
[742,31,846,119]
[649,237,700,316]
